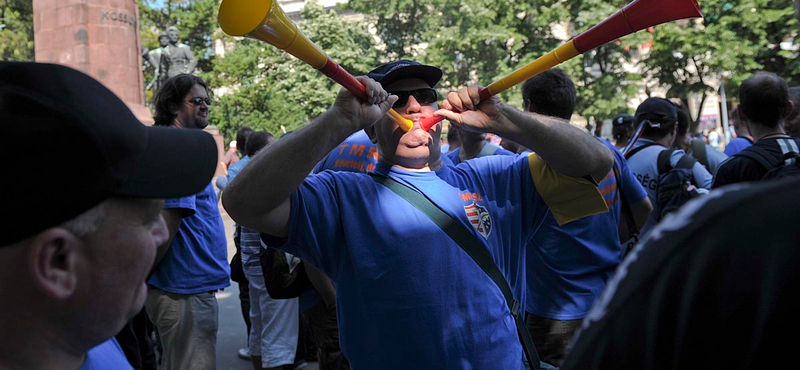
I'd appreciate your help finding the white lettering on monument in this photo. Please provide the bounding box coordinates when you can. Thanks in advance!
[100,10,137,27]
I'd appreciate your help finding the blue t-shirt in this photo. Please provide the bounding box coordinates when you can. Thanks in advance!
[149,181,230,294]
[525,140,647,320]
[227,155,250,182]
[444,143,515,164]
[313,130,379,173]
[79,338,133,370]
[723,137,753,157]
[271,154,607,370]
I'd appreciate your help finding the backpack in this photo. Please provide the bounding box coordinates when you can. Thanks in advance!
[656,149,700,219]
[734,138,800,181]
[691,139,709,170]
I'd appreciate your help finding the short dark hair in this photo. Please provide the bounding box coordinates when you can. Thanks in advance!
[153,74,209,127]
[236,126,255,153]
[245,131,275,157]
[521,69,576,120]
[739,72,789,128]
[675,106,691,137]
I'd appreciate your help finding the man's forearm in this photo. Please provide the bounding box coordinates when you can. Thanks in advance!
[222,109,356,231]
[496,104,612,180]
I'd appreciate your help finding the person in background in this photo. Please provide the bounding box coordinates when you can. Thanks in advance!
[785,87,800,138]
[713,72,800,187]
[520,69,651,367]
[612,113,635,151]
[0,62,217,370]
[624,98,712,236]
[147,74,230,370]
[226,125,261,361]
[724,107,754,156]
[673,109,728,174]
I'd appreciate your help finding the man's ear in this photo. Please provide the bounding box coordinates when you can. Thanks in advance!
[28,228,81,300]
[364,126,378,145]
[786,100,795,119]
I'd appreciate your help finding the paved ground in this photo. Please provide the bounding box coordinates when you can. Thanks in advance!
[216,194,319,370]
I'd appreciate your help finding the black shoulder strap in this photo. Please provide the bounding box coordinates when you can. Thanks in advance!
[625,141,658,160]
[369,173,541,370]
[691,139,709,169]
[657,149,696,174]
[735,145,780,172]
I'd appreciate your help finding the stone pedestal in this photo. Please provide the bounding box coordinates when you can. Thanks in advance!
[33,0,153,124]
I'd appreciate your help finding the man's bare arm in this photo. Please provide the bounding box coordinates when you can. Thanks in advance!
[153,208,182,269]
[222,78,396,237]
[436,86,612,181]
[630,197,653,230]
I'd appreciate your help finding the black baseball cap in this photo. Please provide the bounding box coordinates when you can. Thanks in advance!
[613,113,634,126]
[367,60,443,88]
[634,97,678,128]
[0,62,218,245]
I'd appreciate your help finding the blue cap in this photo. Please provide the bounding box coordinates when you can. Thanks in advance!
[367,60,443,88]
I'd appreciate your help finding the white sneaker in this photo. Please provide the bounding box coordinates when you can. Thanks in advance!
[237,348,251,361]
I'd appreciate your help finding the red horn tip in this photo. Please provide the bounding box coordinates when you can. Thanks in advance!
[573,0,703,53]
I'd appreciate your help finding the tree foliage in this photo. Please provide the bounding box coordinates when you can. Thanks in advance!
[136,0,217,103]
[0,0,33,61]
[642,0,798,130]
[206,1,382,140]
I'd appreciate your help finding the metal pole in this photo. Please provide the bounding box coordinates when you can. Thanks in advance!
[720,82,730,145]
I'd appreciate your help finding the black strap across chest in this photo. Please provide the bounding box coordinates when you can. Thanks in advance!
[369,173,542,370]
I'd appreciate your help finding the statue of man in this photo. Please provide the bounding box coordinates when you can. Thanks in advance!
[143,33,171,94]
[165,26,198,77]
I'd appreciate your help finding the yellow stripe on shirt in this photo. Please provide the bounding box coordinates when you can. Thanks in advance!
[528,153,609,225]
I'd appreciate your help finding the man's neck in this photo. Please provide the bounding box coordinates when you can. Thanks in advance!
[642,135,672,148]
[0,331,85,370]
[750,124,788,141]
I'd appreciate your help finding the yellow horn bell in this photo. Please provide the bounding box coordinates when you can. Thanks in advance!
[218,0,328,69]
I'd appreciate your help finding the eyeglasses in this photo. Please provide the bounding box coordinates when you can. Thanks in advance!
[186,97,212,106]
[387,88,438,109]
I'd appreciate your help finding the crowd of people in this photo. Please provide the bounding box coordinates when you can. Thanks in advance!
[1,55,799,370]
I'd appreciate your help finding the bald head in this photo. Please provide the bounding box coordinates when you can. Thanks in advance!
[738,72,791,129]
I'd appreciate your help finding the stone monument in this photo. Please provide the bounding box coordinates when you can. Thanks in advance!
[143,33,171,94]
[164,26,198,78]
[33,0,152,123]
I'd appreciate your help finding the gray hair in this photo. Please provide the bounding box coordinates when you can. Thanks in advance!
[61,202,107,239]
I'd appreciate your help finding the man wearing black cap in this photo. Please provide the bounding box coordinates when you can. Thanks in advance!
[625,97,712,235]
[146,74,231,370]
[0,62,217,370]
[224,60,612,369]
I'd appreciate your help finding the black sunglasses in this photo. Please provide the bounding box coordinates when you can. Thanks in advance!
[388,88,438,109]
[186,96,212,106]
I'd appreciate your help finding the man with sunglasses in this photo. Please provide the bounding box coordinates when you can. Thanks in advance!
[149,74,230,369]
[224,60,612,369]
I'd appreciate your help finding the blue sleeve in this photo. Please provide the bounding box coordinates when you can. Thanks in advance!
[692,161,713,189]
[164,194,196,218]
[281,172,346,274]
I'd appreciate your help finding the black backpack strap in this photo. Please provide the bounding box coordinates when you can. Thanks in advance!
[625,141,658,160]
[657,149,696,174]
[369,173,542,370]
[691,139,709,169]
[734,145,780,173]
